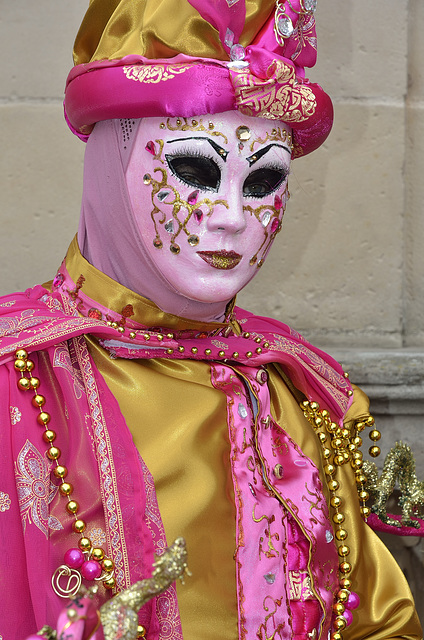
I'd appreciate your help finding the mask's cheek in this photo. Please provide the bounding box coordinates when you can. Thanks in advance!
[244,183,289,268]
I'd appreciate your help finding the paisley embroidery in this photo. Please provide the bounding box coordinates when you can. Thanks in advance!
[0,309,52,339]
[10,406,22,425]
[123,64,192,84]
[14,440,63,537]
[53,343,85,399]
[0,491,11,512]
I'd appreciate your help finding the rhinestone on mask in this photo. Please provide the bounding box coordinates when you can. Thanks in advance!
[261,211,272,227]
[187,235,199,246]
[236,125,251,142]
[157,191,171,202]
[164,220,174,233]
[187,190,199,205]
[193,209,203,224]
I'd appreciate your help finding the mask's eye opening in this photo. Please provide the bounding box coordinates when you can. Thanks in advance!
[243,167,287,198]
[166,155,221,191]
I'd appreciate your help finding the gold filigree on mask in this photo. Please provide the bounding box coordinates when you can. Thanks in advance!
[245,184,289,266]
[123,64,192,84]
[145,139,165,164]
[160,118,229,144]
[250,126,293,152]
[144,167,229,251]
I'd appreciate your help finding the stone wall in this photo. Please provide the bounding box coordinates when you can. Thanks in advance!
[1,0,423,623]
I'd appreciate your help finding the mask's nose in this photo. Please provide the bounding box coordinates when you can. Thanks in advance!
[206,191,247,235]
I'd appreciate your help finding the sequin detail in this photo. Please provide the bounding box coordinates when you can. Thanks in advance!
[0,492,11,512]
[238,403,248,419]
[10,406,22,425]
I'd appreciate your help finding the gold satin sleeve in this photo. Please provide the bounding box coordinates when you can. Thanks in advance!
[73,0,276,65]
[268,368,422,640]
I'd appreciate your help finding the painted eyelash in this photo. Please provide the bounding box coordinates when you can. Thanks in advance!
[253,161,290,177]
[166,146,225,168]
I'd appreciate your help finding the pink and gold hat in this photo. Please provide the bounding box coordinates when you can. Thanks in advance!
[64,0,332,157]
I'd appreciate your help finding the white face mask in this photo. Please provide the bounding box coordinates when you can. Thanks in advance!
[126,111,292,305]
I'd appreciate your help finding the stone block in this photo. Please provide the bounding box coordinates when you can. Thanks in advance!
[239,102,405,348]
[408,0,424,101]
[404,103,424,346]
[0,104,84,294]
[314,0,408,100]
[0,0,87,99]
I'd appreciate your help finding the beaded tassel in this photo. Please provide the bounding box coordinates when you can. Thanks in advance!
[301,398,380,638]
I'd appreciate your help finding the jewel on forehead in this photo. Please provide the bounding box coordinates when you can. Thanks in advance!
[145,141,156,155]
[164,220,174,233]
[187,190,199,205]
[143,174,152,184]
[236,126,251,142]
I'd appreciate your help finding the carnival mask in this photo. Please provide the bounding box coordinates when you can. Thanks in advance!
[126,111,291,304]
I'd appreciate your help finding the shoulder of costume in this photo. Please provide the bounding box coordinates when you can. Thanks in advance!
[0,285,123,365]
[234,305,354,422]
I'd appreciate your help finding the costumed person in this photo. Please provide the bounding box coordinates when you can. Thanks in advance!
[0,1,421,639]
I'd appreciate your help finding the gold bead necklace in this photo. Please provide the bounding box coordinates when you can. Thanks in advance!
[301,398,380,639]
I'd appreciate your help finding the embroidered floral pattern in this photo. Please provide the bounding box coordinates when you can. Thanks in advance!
[14,440,63,537]
[123,64,192,84]
[0,491,11,512]
[290,13,317,62]
[10,406,22,425]
[87,527,107,548]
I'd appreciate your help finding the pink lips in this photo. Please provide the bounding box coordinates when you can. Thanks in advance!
[197,250,242,270]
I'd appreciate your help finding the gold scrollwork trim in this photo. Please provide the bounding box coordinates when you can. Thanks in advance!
[232,60,317,123]
[122,64,192,84]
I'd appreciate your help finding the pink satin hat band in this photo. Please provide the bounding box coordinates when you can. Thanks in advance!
[64,53,333,158]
